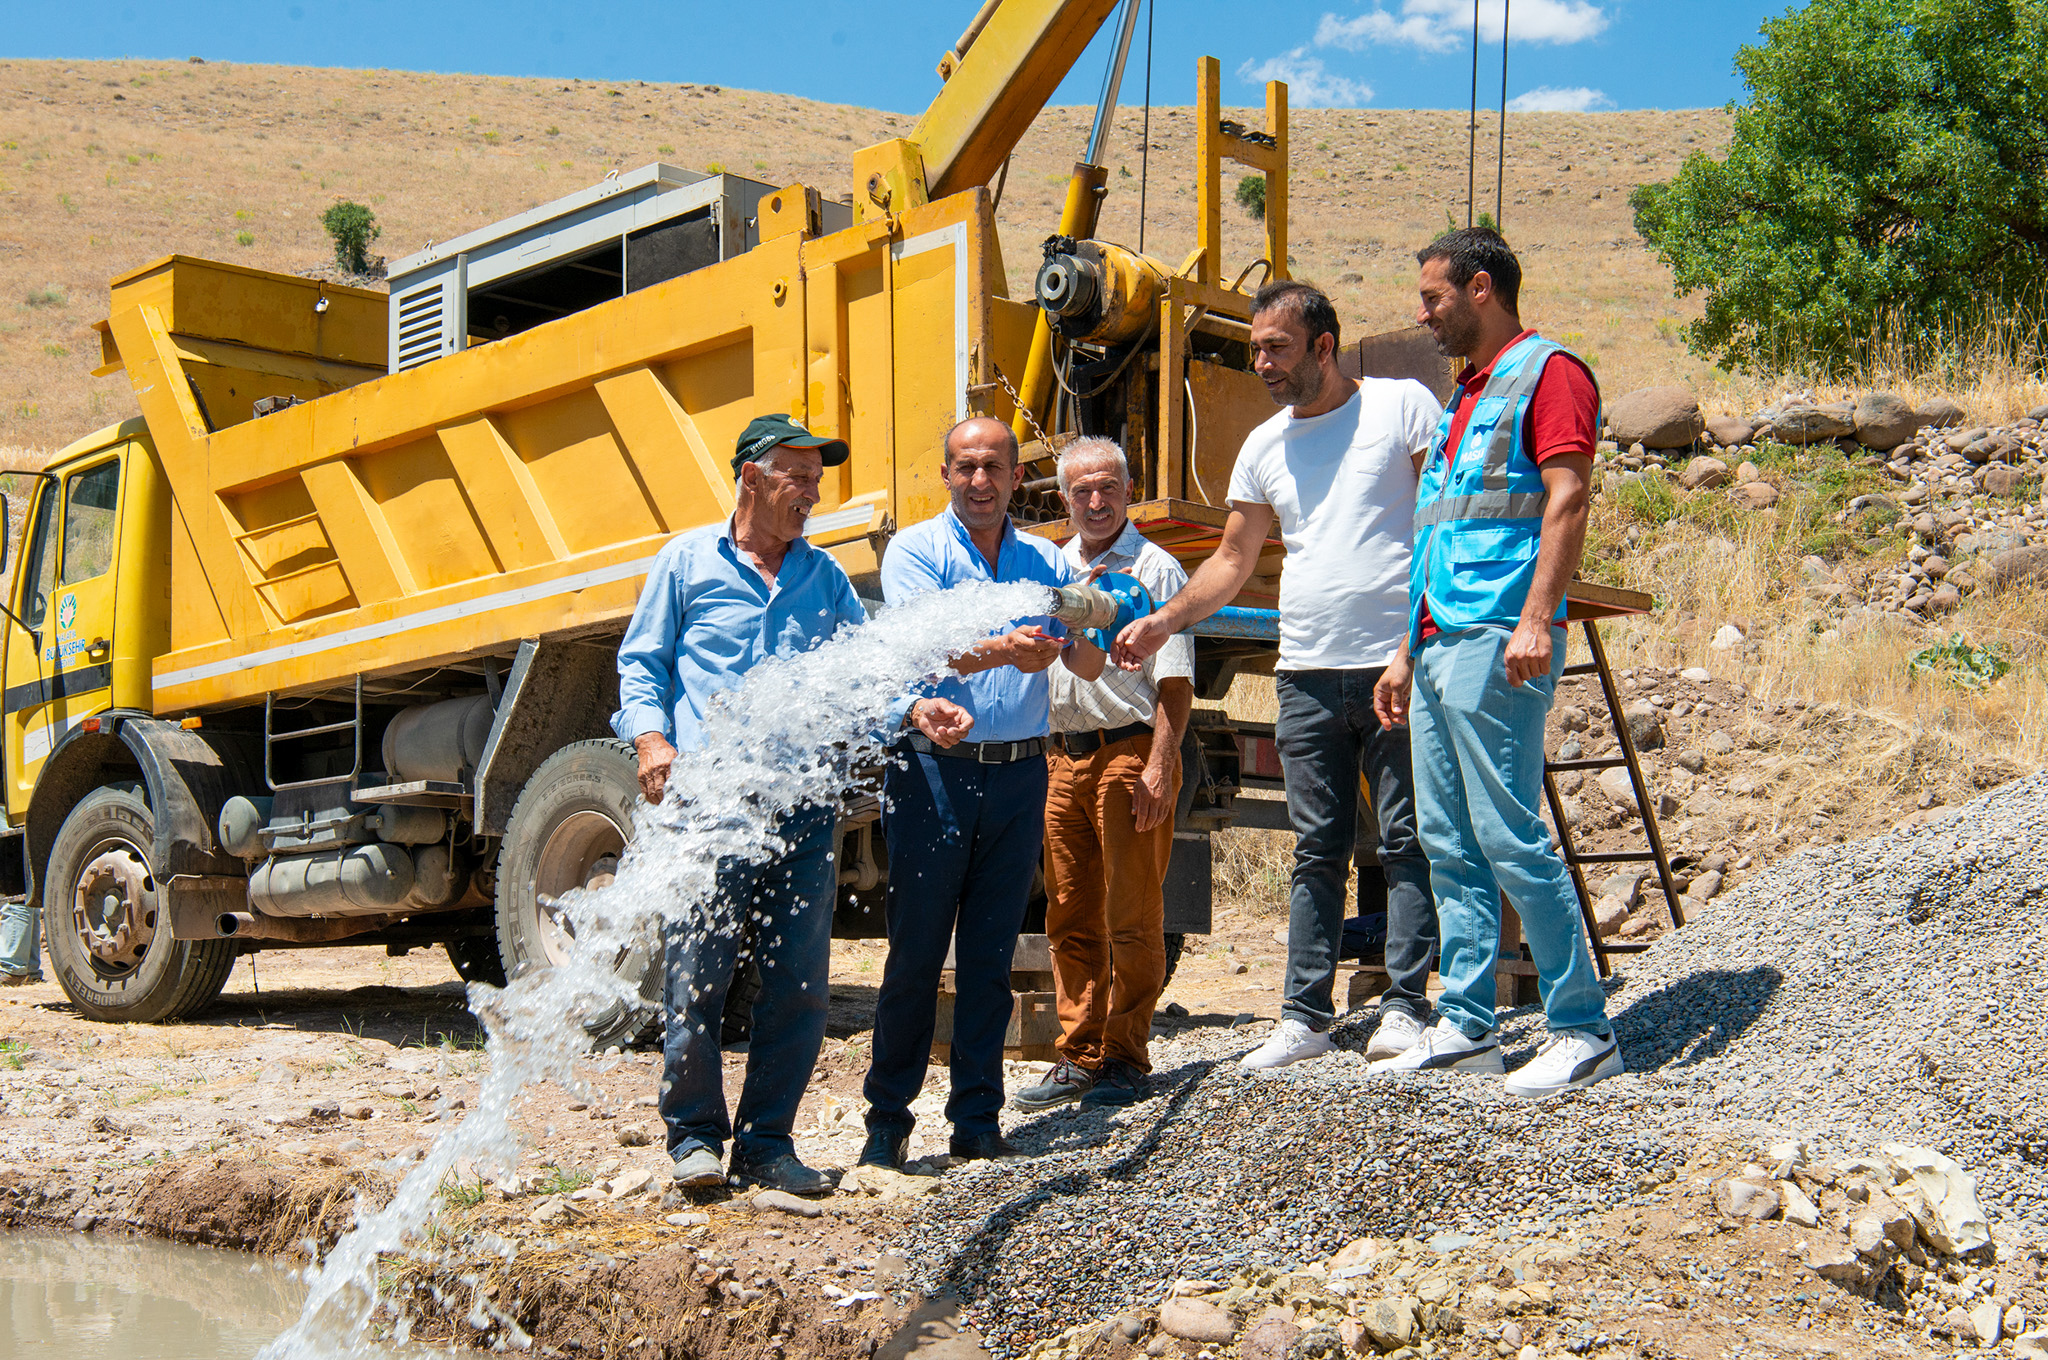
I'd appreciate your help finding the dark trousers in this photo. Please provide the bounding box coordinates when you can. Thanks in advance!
[864,750,1047,1141]
[661,805,836,1165]
[1275,667,1435,1029]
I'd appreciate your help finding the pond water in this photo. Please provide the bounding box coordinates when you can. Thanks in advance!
[1,1232,306,1359]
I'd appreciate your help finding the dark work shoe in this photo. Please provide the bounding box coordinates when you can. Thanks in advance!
[1080,1059,1146,1107]
[730,1153,838,1197]
[1011,1059,1097,1112]
[948,1131,1023,1161]
[858,1128,909,1170]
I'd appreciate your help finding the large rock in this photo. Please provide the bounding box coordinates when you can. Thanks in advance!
[1716,1177,1781,1220]
[1806,1239,1869,1285]
[1159,1299,1237,1343]
[1622,701,1666,750]
[1609,386,1704,450]
[1983,466,2027,496]
[1773,402,1856,443]
[1732,481,1781,510]
[1241,1316,1301,1360]
[1915,395,1967,427]
[1983,545,2048,592]
[1853,392,1919,450]
[1361,1297,1420,1352]
[1594,896,1628,937]
[1678,456,1732,490]
[1971,1303,2006,1346]
[1705,414,1754,447]
[1779,1180,1822,1228]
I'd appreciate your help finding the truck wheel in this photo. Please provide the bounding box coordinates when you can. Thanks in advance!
[496,740,660,1048]
[445,933,508,987]
[1161,932,1186,988]
[43,786,235,1023]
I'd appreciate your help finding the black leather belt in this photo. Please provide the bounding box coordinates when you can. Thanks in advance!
[904,731,1048,763]
[1052,720,1152,757]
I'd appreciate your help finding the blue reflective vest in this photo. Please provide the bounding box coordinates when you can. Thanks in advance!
[1407,332,1599,645]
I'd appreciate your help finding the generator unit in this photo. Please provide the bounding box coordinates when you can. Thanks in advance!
[385,163,853,371]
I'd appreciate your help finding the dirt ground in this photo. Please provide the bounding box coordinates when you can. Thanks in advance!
[1,665,2028,1356]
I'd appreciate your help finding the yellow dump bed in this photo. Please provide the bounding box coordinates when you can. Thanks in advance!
[96,192,1018,714]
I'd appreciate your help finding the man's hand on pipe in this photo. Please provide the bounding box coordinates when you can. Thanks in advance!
[633,731,678,804]
[910,697,975,748]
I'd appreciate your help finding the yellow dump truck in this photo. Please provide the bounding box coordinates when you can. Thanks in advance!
[1,0,1451,1035]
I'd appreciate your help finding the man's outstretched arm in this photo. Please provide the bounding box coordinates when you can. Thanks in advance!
[1111,501,1274,668]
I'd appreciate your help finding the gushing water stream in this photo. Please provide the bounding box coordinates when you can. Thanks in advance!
[261,580,1055,1358]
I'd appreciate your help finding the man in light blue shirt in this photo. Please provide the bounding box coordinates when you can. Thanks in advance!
[860,416,1106,1168]
[614,413,968,1196]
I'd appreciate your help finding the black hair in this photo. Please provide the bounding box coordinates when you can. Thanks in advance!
[1415,227,1522,314]
[1250,279,1341,354]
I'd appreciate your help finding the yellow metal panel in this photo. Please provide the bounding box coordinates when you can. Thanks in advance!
[595,368,737,531]
[111,440,171,711]
[298,459,416,604]
[109,254,387,367]
[437,416,570,571]
[495,390,663,556]
[1187,359,1273,509]
[355,437,502,591]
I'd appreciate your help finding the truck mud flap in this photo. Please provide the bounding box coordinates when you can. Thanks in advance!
[474,637,622,837]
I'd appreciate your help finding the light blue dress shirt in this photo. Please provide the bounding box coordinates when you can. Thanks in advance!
[880,507,1077,744]
[613,521,867,752]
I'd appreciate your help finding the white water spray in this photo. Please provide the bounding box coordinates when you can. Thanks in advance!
[260,580,1056,1358]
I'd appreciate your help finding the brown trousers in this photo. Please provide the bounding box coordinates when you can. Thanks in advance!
[1043,733,1179,1073]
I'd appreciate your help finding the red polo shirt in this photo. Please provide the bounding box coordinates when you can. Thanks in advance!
[1416,330,1599,639]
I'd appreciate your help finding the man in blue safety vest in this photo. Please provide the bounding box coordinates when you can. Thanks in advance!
[1371,228,1624,1097]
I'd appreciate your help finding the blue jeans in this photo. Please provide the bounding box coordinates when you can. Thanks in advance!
[1411,627,1609,1038]
[865,750,1047,1142]
[661,804,836,1165]
[1275,668,1435,1029]
[0,899,40,979]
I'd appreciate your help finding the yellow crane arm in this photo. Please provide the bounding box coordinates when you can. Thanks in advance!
[909,0,1122,201]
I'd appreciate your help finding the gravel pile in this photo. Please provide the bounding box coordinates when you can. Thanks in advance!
[1605,770,2048,1227]
[894,774,2048,1354]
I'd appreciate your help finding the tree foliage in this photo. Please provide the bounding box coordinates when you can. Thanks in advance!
[320,200,381,276]
[1632,0,2048,376]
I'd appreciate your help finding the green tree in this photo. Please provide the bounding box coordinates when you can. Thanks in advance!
[1235,174,1266,222]
[321,200,381,275]
[1631,0,2048,376]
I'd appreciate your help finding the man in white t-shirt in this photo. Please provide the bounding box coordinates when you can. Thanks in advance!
[1114,280,1442,1070]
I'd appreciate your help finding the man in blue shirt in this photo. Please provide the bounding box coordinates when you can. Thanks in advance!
[860,416,1107,1168]
[615,413,969,1195]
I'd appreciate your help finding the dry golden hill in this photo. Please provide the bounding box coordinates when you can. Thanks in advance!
[1,56,1729,451]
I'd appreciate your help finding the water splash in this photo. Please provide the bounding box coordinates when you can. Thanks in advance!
[260,580,1054,1358]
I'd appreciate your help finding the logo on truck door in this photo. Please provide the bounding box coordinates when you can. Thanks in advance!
[57,593,77,631]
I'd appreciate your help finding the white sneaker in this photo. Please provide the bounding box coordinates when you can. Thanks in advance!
[1504,1029,1623,1098]
[1363,1008,1425,1062]
[1239,1017,1336,1071]
[1367,1019,1505,1075]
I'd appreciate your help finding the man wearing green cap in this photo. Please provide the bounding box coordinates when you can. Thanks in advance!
[614,413,971,1195]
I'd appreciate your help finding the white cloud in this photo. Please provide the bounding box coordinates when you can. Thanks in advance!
[1236,48,1375,107]
[1316,0,1609,53]
[1505,85,1614,112]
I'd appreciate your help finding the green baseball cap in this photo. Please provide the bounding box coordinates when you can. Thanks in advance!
[731,413,850,475]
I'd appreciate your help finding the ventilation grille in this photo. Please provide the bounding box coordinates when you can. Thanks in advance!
[394,285,450,371]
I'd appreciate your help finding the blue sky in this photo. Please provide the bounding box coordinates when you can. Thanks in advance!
[9,1,1787,114]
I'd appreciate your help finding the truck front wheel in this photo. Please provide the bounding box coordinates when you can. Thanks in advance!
[495,740,660,1048]
[44,786,236,1023]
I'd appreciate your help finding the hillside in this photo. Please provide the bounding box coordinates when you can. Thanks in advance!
[0,56,1729,450]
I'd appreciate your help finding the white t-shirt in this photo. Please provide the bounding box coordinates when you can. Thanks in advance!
[1225,378,1441,669]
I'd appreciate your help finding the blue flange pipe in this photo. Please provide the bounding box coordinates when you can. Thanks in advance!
[1187,607,1280,641]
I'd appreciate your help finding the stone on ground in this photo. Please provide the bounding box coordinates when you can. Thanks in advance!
[1158,1298,1236,1343]
[1853,392,1919,450]
[1678,456,1731,490]
[1608,385,1703,449]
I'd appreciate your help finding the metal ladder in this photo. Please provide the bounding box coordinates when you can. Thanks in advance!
[1541,619,1684,976]
[264,674,364,792]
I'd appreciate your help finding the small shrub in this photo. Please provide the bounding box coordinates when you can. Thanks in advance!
[545,125,560,136]
[57,193,77,214]
[1235,174,1266,221]
[657,144,675,155]
[235,231,255,247]
[24,284,66,308]
[482,131,501,145]
[43,342,68,357]
[234,208,251,220]
[320,200,381,274]
[1909,634,2011,688]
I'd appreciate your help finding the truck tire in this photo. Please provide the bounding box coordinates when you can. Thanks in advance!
[445,933,508,987]
[1161,931,1186,988]
[43,786,235,1023]
[496,740,660,1048]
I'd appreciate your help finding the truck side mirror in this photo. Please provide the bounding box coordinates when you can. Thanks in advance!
[0,491,9,575]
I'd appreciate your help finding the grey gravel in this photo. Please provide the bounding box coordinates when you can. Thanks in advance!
[891,774,2048,1354]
